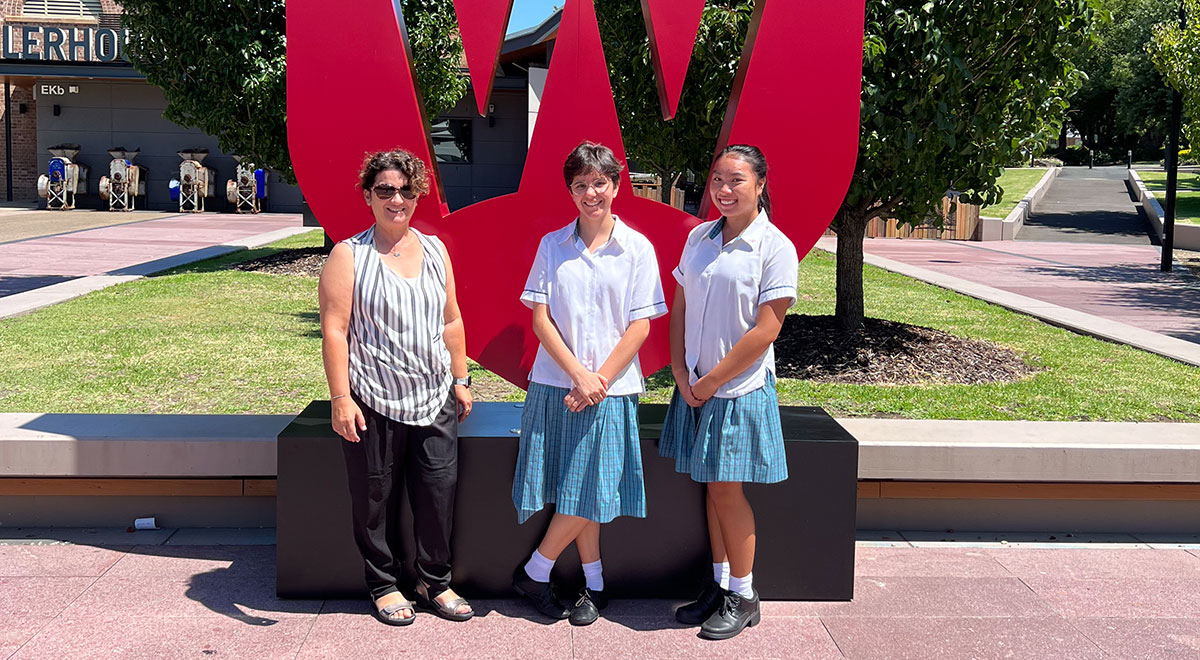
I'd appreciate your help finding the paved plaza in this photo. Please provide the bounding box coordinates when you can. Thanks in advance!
[813,167,1200,355]
[0,211,312,319]
[841,239,1200,344]
[2,531,1198,659]
[0,212,305,278]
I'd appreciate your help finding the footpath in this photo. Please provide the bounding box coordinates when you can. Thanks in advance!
[814,167,1200,366]
[0,211,313,319]
[1,528,1198,659]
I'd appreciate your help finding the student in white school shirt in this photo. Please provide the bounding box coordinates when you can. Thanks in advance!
[659,144,799,640]
[511,141,667,626]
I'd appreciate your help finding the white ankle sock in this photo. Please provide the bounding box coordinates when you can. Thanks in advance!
[729,572,754,599]
[524,549,554,583]
[582,559,604,591]
[713,561,730,589]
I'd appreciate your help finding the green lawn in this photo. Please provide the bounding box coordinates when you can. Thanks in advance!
[0,231,1196,420]
[1137,170,1200,225]
[979,168,1051,217]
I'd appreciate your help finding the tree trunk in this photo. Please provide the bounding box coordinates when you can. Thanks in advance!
[1058,122,1068,151]
[656,170,679,205]
[833,206,868,331]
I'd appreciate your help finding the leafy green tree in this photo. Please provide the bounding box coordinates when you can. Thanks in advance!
[1150,0,1198,149]
[596,1,752,200]
[120,0,468,181]
[598,1,1093,330]
[1066,0,1175,157]
[832,0,1094,328]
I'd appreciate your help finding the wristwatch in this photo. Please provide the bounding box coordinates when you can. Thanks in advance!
[453,375,472,388]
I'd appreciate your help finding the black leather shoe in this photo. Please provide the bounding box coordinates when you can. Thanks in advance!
[698,588,760,640]
[675,580,723,625]
[512,565,570,620]
[568,587,607,626]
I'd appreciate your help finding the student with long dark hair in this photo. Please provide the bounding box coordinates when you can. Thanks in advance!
[511,141,667,626]
[659,144,799,640]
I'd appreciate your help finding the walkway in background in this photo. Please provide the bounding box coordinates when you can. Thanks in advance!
[1,529,1197,659]
[0,213,305,278]
[0,209,179,245]
[827,239,1200,346]
[1017,166,1154,244]
[0,213,312,319]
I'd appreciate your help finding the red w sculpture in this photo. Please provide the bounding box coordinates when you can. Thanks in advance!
[287,0,865,388]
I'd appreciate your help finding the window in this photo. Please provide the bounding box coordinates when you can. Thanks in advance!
[20,0,103,17]
[430,119,472,164]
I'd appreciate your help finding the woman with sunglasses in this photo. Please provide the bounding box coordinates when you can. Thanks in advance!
[659,144,798,640]
[319,149,474,627]
[511,141,666,626]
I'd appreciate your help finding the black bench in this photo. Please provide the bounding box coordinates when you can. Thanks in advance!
[277,401,857,600]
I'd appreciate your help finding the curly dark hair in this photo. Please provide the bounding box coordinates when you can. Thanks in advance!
[358,148,432,195]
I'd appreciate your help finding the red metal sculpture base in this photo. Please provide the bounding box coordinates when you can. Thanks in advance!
[286,0,865,389]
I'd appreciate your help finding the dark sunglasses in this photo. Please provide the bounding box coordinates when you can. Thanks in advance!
[371,184,418,201]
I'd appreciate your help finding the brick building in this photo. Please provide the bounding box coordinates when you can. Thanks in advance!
[0,0,304,211]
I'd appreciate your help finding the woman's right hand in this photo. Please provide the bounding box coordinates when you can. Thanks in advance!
[571,371,609,406]
[673,366,706,408]
[332,397,367,442]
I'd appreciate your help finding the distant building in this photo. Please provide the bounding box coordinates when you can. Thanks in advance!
[0,0,302,211]
[435,8,560,210]
[0,2,565,213]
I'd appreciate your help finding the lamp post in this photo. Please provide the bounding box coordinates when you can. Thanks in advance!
[1161,0,1186,272]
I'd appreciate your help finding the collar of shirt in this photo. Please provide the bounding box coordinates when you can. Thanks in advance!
[563,215,630,254]
[708,209,770,249]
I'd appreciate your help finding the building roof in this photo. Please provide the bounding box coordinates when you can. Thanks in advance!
[501,7,561,61]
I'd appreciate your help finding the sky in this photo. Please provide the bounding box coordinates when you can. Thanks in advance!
[506,1,563,34]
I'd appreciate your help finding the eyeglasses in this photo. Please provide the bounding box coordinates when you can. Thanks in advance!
[371,184,418,201]
[569,179,611,196]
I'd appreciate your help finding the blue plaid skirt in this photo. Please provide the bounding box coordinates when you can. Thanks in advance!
[658,375,788,484]
[513,382,646,524]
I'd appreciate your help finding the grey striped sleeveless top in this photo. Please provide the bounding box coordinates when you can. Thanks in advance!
[345,226,452,425]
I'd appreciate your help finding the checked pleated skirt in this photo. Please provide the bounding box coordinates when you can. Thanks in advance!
[658,375,788,484]
[512,382,647,524]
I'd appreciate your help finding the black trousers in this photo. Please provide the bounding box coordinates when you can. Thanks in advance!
[342,390,459,600]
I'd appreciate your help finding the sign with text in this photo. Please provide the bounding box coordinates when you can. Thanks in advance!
[1,25,129,63]
[36,83,81,97]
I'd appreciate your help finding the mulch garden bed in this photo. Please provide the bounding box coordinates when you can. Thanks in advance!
[774,315,1037,385]
[233,247,327,277]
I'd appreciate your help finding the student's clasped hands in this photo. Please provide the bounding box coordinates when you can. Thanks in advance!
[564,371,609,412]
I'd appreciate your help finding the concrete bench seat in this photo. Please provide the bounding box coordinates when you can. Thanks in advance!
[846,419,1200,483]
[2,411,1198,531]
[0,413,290,477]
[0,413,291,527]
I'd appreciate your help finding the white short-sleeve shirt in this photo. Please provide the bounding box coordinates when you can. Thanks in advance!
[521,216,668,396]
[673,209,799,398]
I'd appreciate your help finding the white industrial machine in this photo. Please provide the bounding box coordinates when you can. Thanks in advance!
[172,149,216,213]
[98,148,148,212]
[225,155,268,213]
[36,144,89,210]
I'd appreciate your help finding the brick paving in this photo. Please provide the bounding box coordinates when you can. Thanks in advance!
[836,238,1200,345]
[2,534,1198,659]
[0,209,176,245]
[0,213,304,278]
